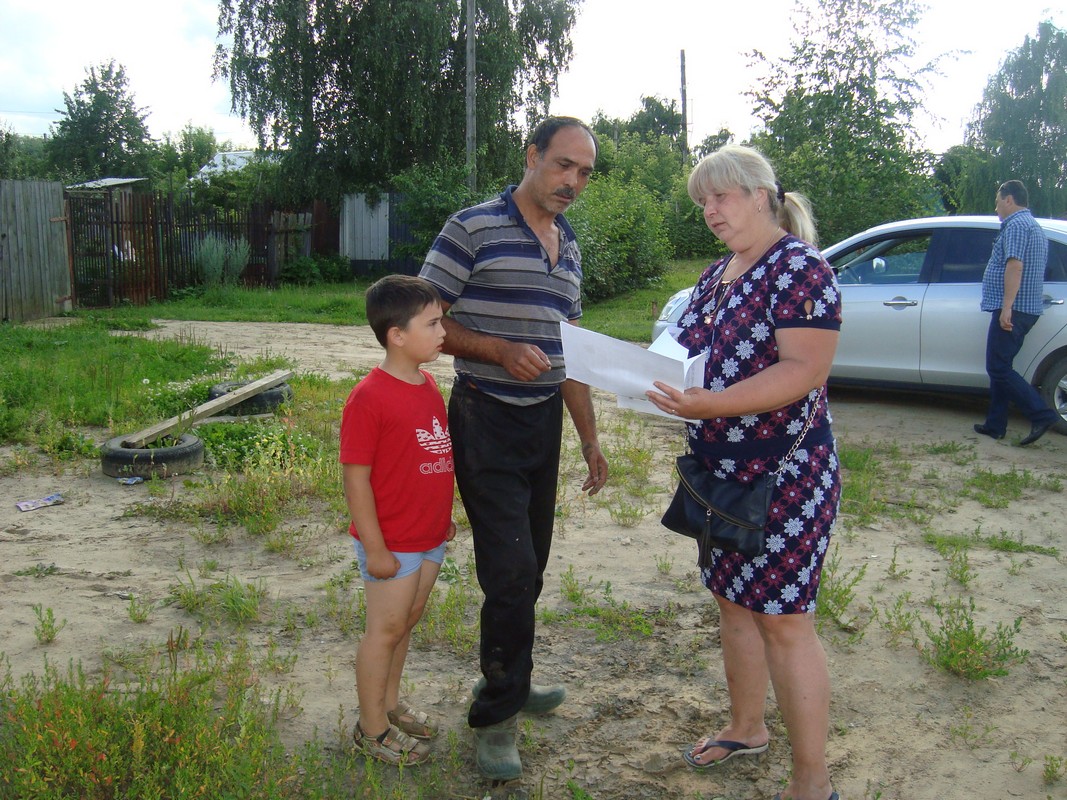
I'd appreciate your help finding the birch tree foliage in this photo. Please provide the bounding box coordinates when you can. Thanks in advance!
[214,0,581,202]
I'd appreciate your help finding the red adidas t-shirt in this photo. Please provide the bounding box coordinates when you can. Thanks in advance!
[339,367,454,552]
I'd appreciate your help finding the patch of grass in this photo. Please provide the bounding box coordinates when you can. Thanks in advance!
[580,257,711,342]
[984,529,1058,556]
[0,320,231,446]
[14,562,59,578]
[0,643,316,798]
[169,573,267,626]
[961,465,1062,508]
[542,565,669,642]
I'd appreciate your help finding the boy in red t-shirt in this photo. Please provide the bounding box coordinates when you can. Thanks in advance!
[340,275,456,766]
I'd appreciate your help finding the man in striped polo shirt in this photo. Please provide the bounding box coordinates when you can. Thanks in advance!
[420,116,609,781]
[975,179,1057,446]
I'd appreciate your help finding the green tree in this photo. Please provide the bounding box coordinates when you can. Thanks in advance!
[747,0,938,245]
[151,125,221,192]
[214,0,580,203]
[46,60,154,182]
[957,21,1067,217]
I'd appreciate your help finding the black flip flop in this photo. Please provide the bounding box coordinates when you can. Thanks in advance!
[683,738,769,769]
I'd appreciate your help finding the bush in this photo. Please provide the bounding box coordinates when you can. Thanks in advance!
[278,253,351,285]
[195,235,249,287]
[390,159,481,264]
[665,172,724,261]
[566,176,672,302]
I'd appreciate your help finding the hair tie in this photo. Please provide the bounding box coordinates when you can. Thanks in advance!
[775,181,785,203]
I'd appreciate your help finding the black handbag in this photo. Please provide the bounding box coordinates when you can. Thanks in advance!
[661,389,822,567]
[661,455,772,564]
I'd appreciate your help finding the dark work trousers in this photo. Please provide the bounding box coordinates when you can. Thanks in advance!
[449,378,563,728]
[983,309,1057,435]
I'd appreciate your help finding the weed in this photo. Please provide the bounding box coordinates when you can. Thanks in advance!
[655,553,674,575]
[32,604,68,644]
[1010,750,1034,772]
[169,573,267,626]
[607,499,651,527]
[918,595,1028,679]
[962,465,1062,508]
[886,545,911,580]
[948,706,997,749]
[876,592,919,647]
[544,566,666,642]
[816,545,868,632]
[14,562,59,578]
[127,594,155,623]
[946,545,976,588]
[985,529,1058,556]
[1044,754,1066,785]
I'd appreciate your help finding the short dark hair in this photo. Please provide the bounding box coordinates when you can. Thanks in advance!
[999,180,1029,207]
[365,275,442,347]
[526,116,598,160]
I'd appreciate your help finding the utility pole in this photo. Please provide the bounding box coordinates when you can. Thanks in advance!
[465,0,477,192]
[680,49,689,160]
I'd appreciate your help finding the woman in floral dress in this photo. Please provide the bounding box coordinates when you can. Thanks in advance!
[646,145,841,800]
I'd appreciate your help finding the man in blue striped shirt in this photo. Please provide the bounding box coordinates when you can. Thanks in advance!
[975,180,1057,445]
[420,117,609,781]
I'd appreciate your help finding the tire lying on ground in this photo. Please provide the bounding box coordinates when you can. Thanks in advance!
[100,433,205,479]
[207,381,294,416]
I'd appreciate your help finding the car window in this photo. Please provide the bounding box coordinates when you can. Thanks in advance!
[1046,241,1067,282]
[831,235,931,285]
[934,229,996,283]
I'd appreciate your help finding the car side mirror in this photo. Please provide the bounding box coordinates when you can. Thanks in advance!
[872,257,886,274]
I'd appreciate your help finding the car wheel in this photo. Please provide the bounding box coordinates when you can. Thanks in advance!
[100,433,205,478]
[1038,355,1067,435]
[207,381,294,416]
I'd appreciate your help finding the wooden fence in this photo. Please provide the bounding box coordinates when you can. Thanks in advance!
[0,180,72,323]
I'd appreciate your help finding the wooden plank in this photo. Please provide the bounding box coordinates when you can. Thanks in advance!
[119,369,293,448]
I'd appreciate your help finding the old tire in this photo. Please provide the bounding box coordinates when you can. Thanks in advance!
[1037,355,1067,435]
[207,381,294,416]
[100,433,205,478]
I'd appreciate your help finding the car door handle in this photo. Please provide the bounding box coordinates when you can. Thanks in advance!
[882,297,918,307]
[1046,298,1064,305]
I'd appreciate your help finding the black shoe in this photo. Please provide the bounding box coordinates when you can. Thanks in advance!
[1019,419,1054,446]
[973,423,1005,440]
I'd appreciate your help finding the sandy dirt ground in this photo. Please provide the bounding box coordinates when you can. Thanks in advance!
[2,319,1065,800]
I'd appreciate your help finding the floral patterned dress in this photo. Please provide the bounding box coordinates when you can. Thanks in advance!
[676,234,842,615]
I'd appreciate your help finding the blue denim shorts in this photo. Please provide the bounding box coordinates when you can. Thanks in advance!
[352,539,446,582]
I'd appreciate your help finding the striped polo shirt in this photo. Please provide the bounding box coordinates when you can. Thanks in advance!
[981,208,1049,315]
[419,186,583,405]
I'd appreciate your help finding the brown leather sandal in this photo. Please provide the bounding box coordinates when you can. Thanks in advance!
[354,722,431,765]
[387,702,438,739]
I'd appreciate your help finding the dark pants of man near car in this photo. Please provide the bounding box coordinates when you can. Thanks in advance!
[448,378,563,727]
[983,310,1057,435]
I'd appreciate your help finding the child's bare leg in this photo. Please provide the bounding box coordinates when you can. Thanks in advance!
[385,559,442,711]
[356,569,421,736]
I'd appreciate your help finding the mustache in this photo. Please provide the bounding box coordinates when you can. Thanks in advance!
[555,188,576,200]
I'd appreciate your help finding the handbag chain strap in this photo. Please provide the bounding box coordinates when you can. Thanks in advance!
[772,387,824,476]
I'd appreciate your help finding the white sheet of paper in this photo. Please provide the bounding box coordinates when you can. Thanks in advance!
[559,323,706,418]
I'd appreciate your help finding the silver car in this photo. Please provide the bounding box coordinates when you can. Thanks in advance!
[653,216,1067,433]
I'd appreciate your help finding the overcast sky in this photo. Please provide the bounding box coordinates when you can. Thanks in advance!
[1,0,1062,154]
